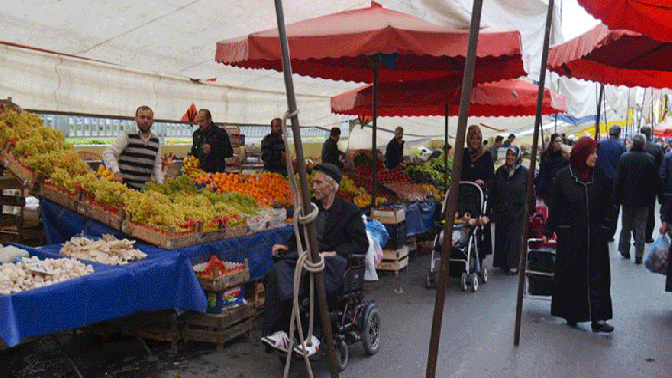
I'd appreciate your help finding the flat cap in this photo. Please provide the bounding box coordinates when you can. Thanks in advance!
[313,163,341,183]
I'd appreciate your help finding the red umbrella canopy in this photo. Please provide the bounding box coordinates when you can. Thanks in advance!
[548,24,672,88]
[331,79,566,117]
[216,2,525,84]
[579,0,672,42]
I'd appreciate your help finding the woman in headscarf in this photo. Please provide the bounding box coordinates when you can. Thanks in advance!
[535,133,569,205]
[544,136,616,333]
[460,125,495,258]
[491,146,533,274]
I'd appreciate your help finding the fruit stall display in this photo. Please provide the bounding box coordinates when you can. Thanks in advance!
[0,107,293,247]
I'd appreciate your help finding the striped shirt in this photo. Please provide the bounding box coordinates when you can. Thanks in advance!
[103,131,163,190]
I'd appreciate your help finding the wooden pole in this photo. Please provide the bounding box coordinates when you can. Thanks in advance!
[370,60,380,208]
[595,84,604,140]
[425,0,484,376]
[513,0,555,347]
[272,0,340,375]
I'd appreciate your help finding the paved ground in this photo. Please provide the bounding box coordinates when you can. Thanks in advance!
[2,222,671,378]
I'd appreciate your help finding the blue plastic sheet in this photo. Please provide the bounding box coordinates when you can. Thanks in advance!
[404,201,439,236]
[0,200,294,347]
[0,244,206,347]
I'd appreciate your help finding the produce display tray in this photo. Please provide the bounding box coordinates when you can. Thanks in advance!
[0,147,40,191]
[196,259,250,292]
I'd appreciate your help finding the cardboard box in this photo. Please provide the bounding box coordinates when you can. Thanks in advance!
[371,206,405,224]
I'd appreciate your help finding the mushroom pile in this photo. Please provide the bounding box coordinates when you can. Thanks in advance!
[0,256,94,295]
[60,234,147,265]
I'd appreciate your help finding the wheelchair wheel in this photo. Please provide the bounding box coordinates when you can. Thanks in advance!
[361,303,381,355]
[470,273,479,292]
[335,339,348,372]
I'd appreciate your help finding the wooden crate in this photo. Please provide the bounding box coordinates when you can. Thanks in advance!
[129,310,181,353]
[406,235,417,252]
[377,256,409,274]
[75,201,123,230]
[382,245,410,261]
[182,304,255,352]
[196,260,249,292]
[0,148,39,190]
[371,206,405,224]
[40,184,77,210]
[121,220,199,249]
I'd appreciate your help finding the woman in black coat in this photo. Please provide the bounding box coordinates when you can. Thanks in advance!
[491,147,533,274]
[535,133,569,205]
[461,125,494,258]
[544,137,616,333]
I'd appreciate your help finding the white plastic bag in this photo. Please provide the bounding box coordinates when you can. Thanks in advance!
[364,229,379,281]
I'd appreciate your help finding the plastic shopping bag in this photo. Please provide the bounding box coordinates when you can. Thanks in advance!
[364,227,379,281]
[645,234,670,275]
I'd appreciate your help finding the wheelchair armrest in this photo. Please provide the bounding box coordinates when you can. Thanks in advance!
[349,253,366,263]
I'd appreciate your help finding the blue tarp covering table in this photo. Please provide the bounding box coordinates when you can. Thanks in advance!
[0,200,293,347]
[404,201,439,236]
[0,244,206,347]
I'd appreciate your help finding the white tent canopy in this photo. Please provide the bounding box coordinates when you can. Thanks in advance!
[0,0,609,133]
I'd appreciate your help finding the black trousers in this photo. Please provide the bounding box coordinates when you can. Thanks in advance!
[646,198,656,241]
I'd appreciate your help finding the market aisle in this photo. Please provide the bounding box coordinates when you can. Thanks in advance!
[2,220,670,377]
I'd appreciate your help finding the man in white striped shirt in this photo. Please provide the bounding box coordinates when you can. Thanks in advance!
[102,106,164,190]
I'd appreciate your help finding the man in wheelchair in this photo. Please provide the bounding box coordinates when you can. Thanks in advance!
[262,163,369,357]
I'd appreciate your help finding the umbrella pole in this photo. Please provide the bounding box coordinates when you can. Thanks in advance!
[425,0,484,376]
[370,60,380,209]
[272,0,340,376]
[595,84,604,140]
[603,86,609,136]
[626,89,631,137]
[513,0,555,347]
[445,103,449,190]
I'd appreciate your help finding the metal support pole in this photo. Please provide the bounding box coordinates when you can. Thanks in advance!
[425,0,484,376]
[626,89,631,138]
[272,0,340,375]
[513,0,555,347]
[445,103,450,189]
[370,61,380,208]
[603,86,609,137]
[595,84,604,140]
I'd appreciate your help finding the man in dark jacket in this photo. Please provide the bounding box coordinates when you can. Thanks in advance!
[190,109,233,173]
[321,127,344,169]
[261,163,368,355]
[260,118,286,174]
[385,127,404,169]
[614,133,663,264]
[641,126,664,242]
[596,126,626,240]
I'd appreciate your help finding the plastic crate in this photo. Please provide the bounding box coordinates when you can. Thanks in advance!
[383,221,406,249]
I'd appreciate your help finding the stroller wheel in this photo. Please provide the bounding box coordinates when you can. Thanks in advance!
[479,267,488,284]
[425,272,437,289]
[470,274,479,292]
[460,272,469,292]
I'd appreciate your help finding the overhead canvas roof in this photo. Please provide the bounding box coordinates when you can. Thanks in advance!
[0,0,584,138]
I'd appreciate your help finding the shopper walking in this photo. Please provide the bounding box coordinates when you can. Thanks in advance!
[491,146,533,274]
[614,133,662,264]
[640,127,664,242]
[535,133,569,205]
[544,136,616,332]
[462,124,494,258]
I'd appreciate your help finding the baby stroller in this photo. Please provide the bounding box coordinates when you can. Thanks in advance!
[425,181,488,291]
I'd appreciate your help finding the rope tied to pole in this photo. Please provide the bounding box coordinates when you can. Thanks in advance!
[280,110,325,378]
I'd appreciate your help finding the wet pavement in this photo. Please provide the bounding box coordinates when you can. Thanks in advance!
[2,228,672,377]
